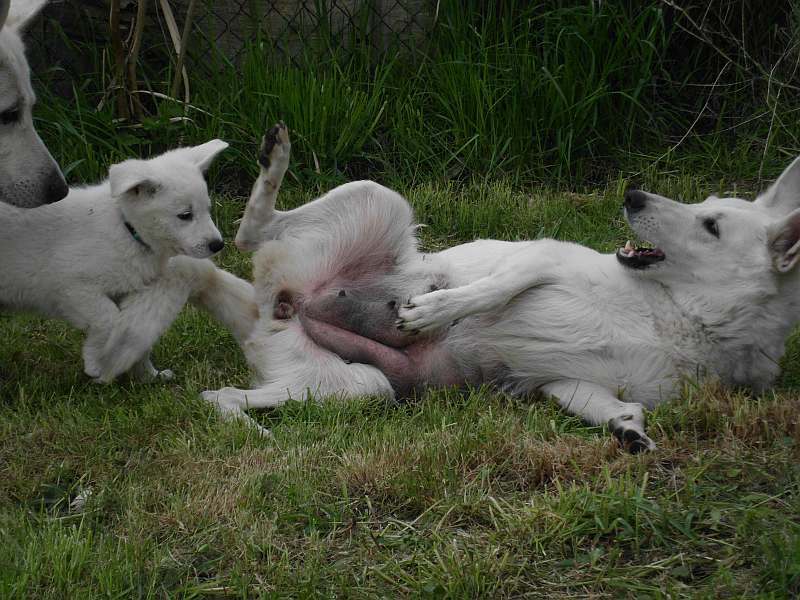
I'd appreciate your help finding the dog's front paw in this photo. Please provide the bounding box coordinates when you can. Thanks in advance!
[258,121,291,173]
[129,358,174,383]
[609,415,656,454]
[397,289,461,334]
[156,369,174,381]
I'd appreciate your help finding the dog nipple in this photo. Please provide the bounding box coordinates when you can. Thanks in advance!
[338,290,347,297]
[273,302,294,320]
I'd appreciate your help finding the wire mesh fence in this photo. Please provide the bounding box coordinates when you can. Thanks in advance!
[27,0,435,81]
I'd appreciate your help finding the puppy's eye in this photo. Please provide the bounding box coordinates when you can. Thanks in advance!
[703,218,720,238]
[177,211,193,221]
[0,105,20,125]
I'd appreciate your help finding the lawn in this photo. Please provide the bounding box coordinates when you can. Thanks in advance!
[1,179,799,598]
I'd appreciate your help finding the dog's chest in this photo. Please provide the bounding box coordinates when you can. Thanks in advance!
[101,254,164,298]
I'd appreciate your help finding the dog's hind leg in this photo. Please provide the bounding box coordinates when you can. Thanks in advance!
[200,385,293,436]
[202,368,393,437]
[201,326,395,436]
[398,239,575,333]
[540,379,656,453]
[234,122,292,251]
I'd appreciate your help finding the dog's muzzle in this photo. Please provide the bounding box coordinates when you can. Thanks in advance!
[618,189,666,269]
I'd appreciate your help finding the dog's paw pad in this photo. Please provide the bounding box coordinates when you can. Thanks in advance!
[258,122,290,169]
[258,135,274,169]
[611,423,656,454]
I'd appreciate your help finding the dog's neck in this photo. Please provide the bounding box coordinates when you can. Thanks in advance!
[667,277,797,390]
[124,220,151,251]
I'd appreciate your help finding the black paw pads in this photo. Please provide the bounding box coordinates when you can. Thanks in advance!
[258,122,286,169]
[609,413,652,454]
[612,426,650,454]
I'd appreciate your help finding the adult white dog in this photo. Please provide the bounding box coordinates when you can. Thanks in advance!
[0,140,228,381]
[170,125,800,452]
[0,0,67,207]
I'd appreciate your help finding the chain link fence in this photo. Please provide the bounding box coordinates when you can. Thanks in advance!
[27,0,435,83]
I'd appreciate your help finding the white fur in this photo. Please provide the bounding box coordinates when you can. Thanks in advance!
[0,140,228,381]
[0,0,67,207]
[192,126,800,450]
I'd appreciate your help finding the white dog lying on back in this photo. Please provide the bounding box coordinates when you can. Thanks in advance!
[0,140,228,381]
[185,124,800,452]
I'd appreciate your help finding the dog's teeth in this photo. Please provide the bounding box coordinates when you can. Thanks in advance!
[624,240,633,252]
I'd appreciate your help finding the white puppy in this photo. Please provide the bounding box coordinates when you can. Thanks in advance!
[0,0,68,207]
[0,140,228,381]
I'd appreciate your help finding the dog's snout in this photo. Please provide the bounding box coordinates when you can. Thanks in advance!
[208,239,224,254]
[624,189,648,214]
[44,170,69,204]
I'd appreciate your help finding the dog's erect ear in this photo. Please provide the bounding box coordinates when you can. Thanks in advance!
[109,161,159,199]
[170,139,229,172]
[768,208,800,273]
[755,155,800,214]
[5,0,49,32]
[0,0,10,32]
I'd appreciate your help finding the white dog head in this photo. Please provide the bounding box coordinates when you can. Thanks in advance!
[109,140,228,259]
[0,0,68,207]
[619,159,800,294]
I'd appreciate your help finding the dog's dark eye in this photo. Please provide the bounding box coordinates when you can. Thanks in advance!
[703,218,720,238]
[177,211,193,221]
[0,105,20,125]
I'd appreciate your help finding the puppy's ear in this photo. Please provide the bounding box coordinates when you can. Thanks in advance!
[0,0,10,32]
[755,155,800,215]
[5,0,49,32]
[768,208,800,273]
[170,139,229,172]
[109,160,158,199]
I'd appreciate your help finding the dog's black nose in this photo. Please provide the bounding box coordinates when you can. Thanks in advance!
[624,189,648,214]
[44,169,69,204]
[208,239,224,254]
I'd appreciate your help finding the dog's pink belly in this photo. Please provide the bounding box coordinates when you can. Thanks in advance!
[298,313,461,396]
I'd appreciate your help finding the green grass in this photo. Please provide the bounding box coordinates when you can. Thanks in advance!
[2,179,799,597]
[32,1,800,190]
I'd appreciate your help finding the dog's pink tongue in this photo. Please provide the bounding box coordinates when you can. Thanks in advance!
[299,314,415,388]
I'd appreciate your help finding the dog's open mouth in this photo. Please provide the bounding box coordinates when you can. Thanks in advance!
[616,240,665,269]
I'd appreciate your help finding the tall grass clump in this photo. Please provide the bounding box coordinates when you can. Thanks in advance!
[394,1,666,181]
[188,44,392,182]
